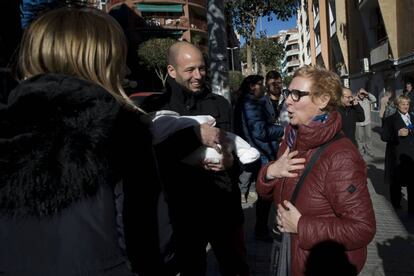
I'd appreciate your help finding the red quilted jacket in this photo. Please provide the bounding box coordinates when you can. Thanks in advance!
[256,111,376,276]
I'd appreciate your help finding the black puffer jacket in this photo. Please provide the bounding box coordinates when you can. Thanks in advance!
[141,77,243,224]
[0,74,168,275]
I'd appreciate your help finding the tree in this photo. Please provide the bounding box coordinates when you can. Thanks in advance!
[226,0,299,75]
[137,38,176,88]
[255,36,284,75]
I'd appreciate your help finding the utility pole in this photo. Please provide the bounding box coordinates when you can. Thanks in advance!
[207,0,230,102]
[227,46,238,71]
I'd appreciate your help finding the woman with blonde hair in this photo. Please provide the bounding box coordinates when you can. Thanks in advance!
[382,95,414,213]
[256,66,376,276]
[0,7,166,275]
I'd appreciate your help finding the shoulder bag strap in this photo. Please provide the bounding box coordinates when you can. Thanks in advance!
[290,132,344,204]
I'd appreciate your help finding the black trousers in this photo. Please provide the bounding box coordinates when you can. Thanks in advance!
[172,217,249,276]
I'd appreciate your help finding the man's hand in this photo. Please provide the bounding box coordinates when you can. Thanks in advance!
[398,128,409,137]
[195,123,223,154]
[202,143,233,171]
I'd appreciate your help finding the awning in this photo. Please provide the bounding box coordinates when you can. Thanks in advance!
[137,4,183,13]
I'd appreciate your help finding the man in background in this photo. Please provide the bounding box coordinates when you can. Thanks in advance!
[356,88,377,157]
[338,87,365,145]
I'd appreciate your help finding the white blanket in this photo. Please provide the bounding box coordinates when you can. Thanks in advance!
[150,110,260,165]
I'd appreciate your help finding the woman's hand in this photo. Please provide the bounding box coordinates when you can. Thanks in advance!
[398,128,409,137]
[276,200,302,234]
[266,148,306,180]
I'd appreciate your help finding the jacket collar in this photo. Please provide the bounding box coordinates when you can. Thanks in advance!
[287,111,342,151]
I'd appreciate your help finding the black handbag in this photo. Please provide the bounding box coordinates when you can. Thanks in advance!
[270,133,343,276]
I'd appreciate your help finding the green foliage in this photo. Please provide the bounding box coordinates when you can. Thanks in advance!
[255,36,284,70]
[228,70,244,92]
[137,37,176,87]
[226,0,299,42]
[225,0,299,73]
[283,75,294,87]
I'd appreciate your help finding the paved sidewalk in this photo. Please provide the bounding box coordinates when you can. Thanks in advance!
[207,124,414,276]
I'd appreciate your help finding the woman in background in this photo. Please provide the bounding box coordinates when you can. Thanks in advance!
[382,95,414,213]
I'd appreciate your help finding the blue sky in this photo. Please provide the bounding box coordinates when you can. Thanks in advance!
[239,14,297,45]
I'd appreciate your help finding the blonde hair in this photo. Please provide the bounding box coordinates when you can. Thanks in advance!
[293,66,342,112]
[18,7,128,101]
[396,95,410,106]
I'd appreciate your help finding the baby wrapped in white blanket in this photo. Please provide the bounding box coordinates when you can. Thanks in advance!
[150,110,260,165]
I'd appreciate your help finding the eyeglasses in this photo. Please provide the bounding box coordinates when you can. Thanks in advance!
[283,89,310,102]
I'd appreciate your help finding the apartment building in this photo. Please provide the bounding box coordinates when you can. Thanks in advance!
[270,29,301,76]
[300,0,414,100]
[106,0,207,47]
[297,0,311,66]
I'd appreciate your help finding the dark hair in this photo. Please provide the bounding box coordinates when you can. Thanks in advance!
[239,75,264,95]
[265,70,282,82]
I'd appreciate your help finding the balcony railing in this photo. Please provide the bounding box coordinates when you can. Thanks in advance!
[143,16,189,29]
[189,0,206,7]
[286,49,300,56]
[190,17,207,31]
[316,43,321,56]
[330,21,336,37]
[370,40,389,65]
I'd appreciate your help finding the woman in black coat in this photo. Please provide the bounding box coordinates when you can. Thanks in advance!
[381,95,414,213]
[0,7,171,275]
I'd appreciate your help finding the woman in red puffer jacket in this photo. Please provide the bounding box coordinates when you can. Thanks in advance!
[256,66,376,276]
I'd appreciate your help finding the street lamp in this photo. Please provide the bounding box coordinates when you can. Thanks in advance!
[227,46,238,71]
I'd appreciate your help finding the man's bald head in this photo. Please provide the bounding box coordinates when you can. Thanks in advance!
[166,41,206,93]
[167,41,202,67]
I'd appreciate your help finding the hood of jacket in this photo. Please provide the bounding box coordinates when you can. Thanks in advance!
[0,74,122,217]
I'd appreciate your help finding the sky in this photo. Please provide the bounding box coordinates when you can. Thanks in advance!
[239,14,297,45]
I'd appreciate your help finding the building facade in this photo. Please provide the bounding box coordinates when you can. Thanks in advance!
[270,28,301,76]
[299,0,414,102]
[106,0,207,47]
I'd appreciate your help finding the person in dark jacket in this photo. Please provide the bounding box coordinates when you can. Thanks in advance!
[337,87,365,145]
[141,41,249,276]
[0,7,169,276]
[381,95,414,213]
[234,75,284,240]
[257,66,376,276]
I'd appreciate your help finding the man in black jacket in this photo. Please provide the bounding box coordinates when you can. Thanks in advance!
[337,87,365,145]
[142,41,248,276]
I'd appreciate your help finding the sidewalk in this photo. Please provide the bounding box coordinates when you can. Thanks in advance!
[207,124,414,276]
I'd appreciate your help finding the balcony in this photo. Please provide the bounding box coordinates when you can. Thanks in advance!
[189,17,207,32]
[314,13,320,27]
[189,0,206,8]
[370,40,389,65]
[316,43,321,56]
[285,48,300,57]
[330,21,336,37]
[143,16,189,29]
[287,60,300,67]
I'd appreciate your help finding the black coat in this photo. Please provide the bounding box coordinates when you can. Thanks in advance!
[381,112,414,187]
[141,77,243,225]
[0,74,169,275]
[337,104,365,145]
